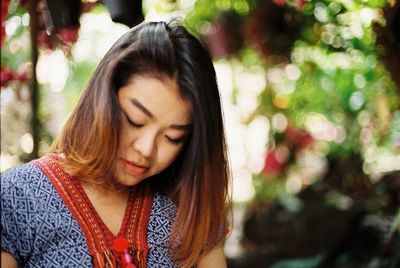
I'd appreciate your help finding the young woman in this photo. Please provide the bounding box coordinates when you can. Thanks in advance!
[1,21,230,267]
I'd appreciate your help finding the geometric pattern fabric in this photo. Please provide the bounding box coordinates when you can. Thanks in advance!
[1,162,179,267]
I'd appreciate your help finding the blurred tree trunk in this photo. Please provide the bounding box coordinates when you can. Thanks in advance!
[376,2,400,94]
[28,0,39,159]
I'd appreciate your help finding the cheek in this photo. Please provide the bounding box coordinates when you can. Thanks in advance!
[118,126,135,151]
[156,146,183,169]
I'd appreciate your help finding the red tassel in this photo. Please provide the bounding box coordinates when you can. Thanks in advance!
[113,237,129,253]
[94,252,105,268]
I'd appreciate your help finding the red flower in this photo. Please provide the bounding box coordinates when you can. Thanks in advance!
[263,151,283,176]
[263,145,290,176]
[1,0,11,47]
[37,31,55,49]
[273,0,286,7]
[58,27,79,45]
[1,66,16,87]
[1,66,30,88]
[81,1,99,13]
[285,126,314,149]
[297,0,306,9]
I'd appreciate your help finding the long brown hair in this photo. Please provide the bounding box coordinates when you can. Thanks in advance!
[51,21,231,266]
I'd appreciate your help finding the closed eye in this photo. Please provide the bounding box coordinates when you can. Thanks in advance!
[123,111,143,128]
[127,118,143,128]
[165,136,186,145]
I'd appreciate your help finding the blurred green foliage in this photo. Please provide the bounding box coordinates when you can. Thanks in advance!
[185,0,399,202]
[186,0,399,265]
[1,2,30,71]
[2,0,398,201]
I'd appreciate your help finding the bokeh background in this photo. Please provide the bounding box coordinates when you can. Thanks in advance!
[1,0,399,267]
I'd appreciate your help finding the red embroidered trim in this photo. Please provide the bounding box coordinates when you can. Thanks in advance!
[34,154,153,268]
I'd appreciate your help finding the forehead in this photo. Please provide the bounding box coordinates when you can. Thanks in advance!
[118,75,192,123]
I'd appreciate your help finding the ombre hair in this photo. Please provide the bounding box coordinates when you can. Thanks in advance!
[51,21,230,266]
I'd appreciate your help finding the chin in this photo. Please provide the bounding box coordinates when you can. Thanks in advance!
[116,171,150,187]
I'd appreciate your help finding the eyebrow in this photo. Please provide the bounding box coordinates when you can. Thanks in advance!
[130,98,192,131]
[131,98,154,118]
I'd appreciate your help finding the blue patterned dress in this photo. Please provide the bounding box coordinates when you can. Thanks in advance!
[1,155,180,267]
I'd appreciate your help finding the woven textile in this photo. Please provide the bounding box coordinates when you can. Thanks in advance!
[1,160,178,267]
[33,154,153,268]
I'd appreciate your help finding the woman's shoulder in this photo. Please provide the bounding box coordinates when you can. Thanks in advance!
[1,158,59,209]
[1,159,92,266]
[1,161,48,188]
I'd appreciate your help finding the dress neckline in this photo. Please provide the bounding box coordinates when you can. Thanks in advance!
[72,177,135,245]
[34,153,153,268]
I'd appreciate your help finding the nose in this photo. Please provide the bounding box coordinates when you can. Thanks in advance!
[134,132,156,158]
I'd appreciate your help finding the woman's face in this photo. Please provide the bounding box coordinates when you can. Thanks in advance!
[115,74,192,187]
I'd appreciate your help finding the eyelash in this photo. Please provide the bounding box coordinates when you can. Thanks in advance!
[126,117,143,128]
[165,136,185,145]
[128,119,143,128]
[124,114,185,145]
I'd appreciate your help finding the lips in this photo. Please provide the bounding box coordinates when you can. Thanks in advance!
[121,159,149,176]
